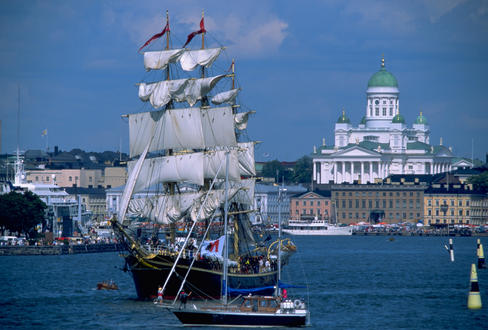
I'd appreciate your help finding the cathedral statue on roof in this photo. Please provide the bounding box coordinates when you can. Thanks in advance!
[312,57,473,184]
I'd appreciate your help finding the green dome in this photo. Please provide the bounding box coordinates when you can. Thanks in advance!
[415,112,428,124]
[392,113,405,124]
[367,58,398,88]
[360,116,366,125]
[337,110,350,124]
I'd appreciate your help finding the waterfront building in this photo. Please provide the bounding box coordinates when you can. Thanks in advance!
[254,184,307,225]
[289,190,332,222]
[312,57,473,185]
[331,183,424,224]
[25,167,126,189]
[423,183,486,226]
[65,187,106,223]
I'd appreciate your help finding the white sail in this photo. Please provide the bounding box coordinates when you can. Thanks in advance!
[201,107,237,149]
[231,178,255,205]
[138,78,189,109]
[180,48,223,71]
[237,142,256,176]
[234,111,252,130]
[144,49,185,71]
[117,141,151,223]
[138,75,226,108]
[185,75,226,106]
[211,89,239,105]
[204,150,241,182]
[128,192,202,224]
[190,187,240,221]
[128,153,205,191]
[129,107,237,158]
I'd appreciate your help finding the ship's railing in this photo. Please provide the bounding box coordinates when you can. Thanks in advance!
[143,244,278,274]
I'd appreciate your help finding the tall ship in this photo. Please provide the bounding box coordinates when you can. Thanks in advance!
[113,11,295,300]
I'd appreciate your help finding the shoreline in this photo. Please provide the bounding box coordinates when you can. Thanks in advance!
[0,243,125,256]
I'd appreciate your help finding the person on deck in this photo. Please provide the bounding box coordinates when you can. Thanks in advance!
[157,286,163,304]
[179,290,191,309]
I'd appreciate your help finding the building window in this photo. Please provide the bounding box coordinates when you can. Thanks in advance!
[428,210,432,216]
[375,108,379,116]
[467,210,470,216]
[450,200,454,206]
[69,176,72,182]
[35,176,39,181]
[89,177,93,182]
[382,108,386,116]
[303,201,306,206]
[428,200,432,206]
[389,108,393,116]
[435,200,439,206]
[458,200,462,206]
[295,201,298,206]
[466,200,470,206]
[459,210,463,216]
[310,201,314,206]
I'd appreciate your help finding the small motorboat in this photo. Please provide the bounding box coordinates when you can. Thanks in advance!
[97,281,119,290]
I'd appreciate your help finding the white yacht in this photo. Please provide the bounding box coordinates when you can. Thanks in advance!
[283,219,352,236]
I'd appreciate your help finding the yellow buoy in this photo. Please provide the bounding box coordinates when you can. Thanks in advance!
[478,244,485,269]
[468,264,482,309]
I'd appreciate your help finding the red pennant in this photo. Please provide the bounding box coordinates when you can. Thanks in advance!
[138,21,170,52]
[183,17,206,48]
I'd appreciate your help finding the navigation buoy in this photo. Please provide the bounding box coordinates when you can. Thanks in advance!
[468,264,482,309]
[444,238,454,262]
[478,243,485,269]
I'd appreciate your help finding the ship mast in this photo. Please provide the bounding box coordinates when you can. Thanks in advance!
[201,10,205,78]
[165,10,170,81]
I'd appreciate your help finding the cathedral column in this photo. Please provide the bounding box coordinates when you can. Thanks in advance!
[350,161,354,183]
[361,162,366,183]
[342,161,345,183]
[369,161,373,183]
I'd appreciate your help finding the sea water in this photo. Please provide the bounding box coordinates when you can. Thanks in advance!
[1,236,487,329]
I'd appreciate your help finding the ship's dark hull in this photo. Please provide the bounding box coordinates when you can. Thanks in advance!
[125,254,277,300]
[171,309,308,327]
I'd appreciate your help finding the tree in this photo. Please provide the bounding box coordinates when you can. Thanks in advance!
[467,171,488,191]
[0,191,47,238]
[262,160,294,183]
[292,156,313,184]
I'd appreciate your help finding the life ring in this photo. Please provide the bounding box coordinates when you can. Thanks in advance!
[294,299,301,308]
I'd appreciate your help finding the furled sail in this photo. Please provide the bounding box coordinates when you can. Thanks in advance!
[138,78,188,109]
[143,49,185,71]
[211,89,239,105]
[138,75,226,108]
[184,75,226,106]
[189,187,240,221]
[180,48,223,71]
[234,111,252,130]
[237,142,256,176]
[128,107,237,158]
[128,192,202,224]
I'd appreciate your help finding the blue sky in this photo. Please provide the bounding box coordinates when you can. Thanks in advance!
[0,0,487,162]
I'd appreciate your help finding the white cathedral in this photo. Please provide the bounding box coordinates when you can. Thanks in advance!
[312,57,473,185]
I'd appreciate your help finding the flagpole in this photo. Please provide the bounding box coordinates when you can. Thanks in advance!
[201,10,205,78]
[165,10,170,81]
[201,10,205,50]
